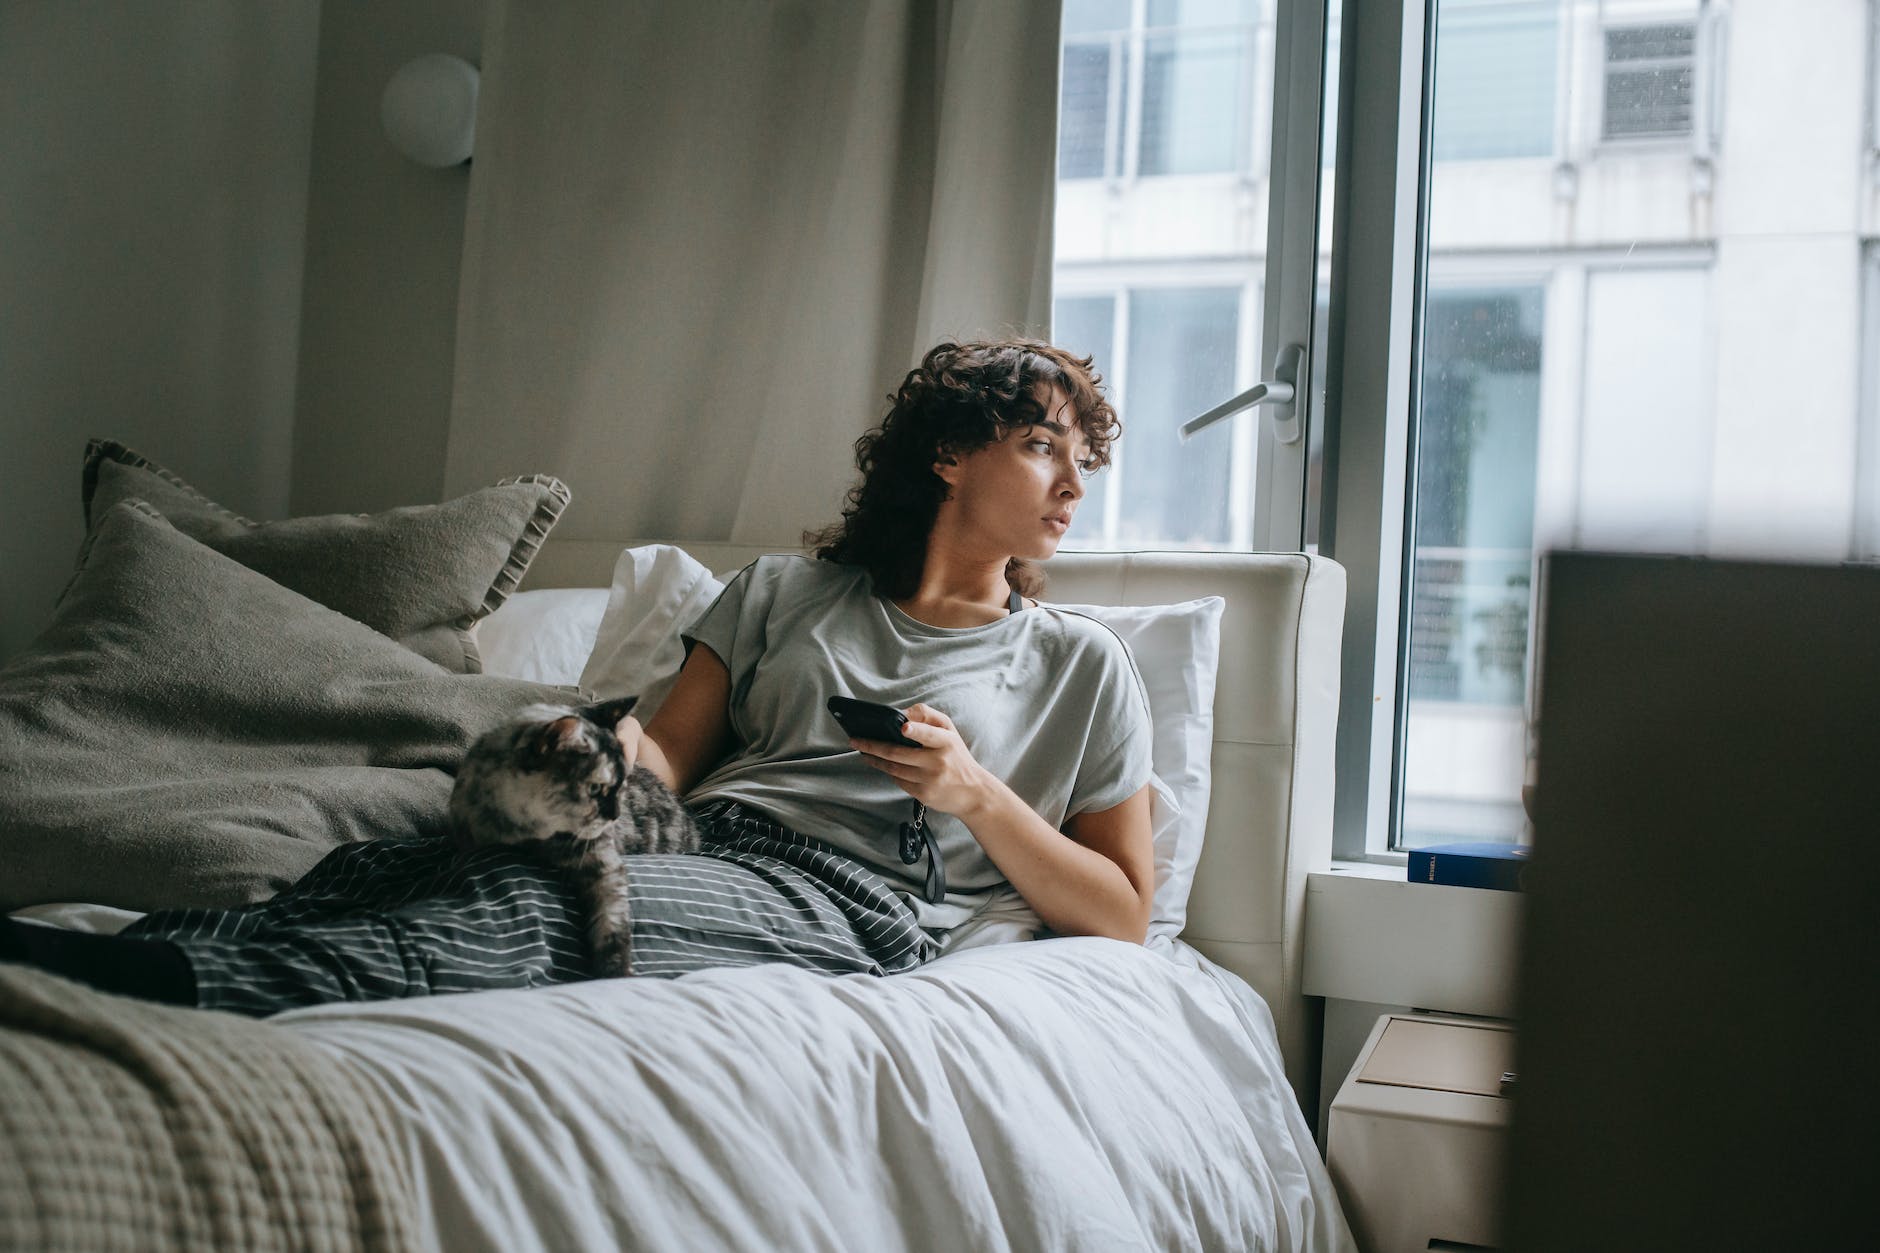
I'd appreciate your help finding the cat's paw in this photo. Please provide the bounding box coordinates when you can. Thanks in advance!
[592,932,633,979]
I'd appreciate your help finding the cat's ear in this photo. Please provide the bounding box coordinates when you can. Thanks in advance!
[582,695,640,732]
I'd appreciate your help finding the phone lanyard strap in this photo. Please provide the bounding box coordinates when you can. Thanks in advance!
[898,801,945,904]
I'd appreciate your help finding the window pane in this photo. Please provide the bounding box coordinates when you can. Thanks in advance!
[1119,287,1239,546]
[1053,294,1118,541]
[1405,289,1542,706]
[1140,28,1252,175]
[1064,0,1131,37]
[1432,0,1557,160]
[1060,42,1117,179]
[1400,0,1872,852]
[1148,0,1261,29]
[1052,0,1285,553]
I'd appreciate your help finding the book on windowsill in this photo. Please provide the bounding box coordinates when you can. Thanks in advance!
[1406,841,1531,892]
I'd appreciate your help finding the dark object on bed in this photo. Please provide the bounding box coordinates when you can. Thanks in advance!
[0,500,567,913]
[1506,552,1877,1252]
[83,438,569,673]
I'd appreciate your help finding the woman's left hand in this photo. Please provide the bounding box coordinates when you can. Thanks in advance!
[850,704,996,819]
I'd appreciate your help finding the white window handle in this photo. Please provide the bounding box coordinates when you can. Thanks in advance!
[1177,342,1306,445]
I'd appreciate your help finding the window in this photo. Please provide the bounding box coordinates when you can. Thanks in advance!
[1602,21,1696,141]
[1140,3,1263,175]
[1060,41,1125,178]
[1059,0,1132,179]
[1053,0,1303,553]
[1431,0,1558,160]
[1053,294,1120,532]
[1124,286,1245,543]
[1401,287,1543,845]
[1057,0,1265,181]
[1053,285,1253,547]
[1321,0,1874,859]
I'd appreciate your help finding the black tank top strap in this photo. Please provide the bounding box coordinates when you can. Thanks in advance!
[1007,586,1023,615]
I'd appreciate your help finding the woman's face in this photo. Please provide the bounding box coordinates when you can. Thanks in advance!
[936,387,1092,560]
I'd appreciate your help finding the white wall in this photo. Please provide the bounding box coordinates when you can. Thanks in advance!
[0,3,321,660]
[292,0,487,517]
[0,1,490,661]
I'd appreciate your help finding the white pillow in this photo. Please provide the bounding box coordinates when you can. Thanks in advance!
[476,587,610,686]
[578,545,733,719]
[1055,598,1225,939]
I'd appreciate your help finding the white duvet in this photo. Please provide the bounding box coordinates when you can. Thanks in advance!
[281,937,1354,1253]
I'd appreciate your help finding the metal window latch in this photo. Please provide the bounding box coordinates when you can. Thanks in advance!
[1178,342,1306,446]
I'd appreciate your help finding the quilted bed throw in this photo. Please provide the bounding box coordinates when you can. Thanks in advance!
[0,966,417,1252]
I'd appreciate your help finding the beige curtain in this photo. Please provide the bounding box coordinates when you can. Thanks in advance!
[446,0,1062,545]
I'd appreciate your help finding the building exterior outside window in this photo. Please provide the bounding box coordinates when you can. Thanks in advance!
[1054,0,1877,849]
[1602,20,1697,139]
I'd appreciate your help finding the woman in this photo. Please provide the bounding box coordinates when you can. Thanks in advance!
[4,340,1155,1013]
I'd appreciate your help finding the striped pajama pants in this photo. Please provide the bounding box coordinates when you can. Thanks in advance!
[122,800,937,1017]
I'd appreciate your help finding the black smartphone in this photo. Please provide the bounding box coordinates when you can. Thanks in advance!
[826,695,921,748]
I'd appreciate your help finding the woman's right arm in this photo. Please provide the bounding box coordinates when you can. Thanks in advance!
[627,643,736,795]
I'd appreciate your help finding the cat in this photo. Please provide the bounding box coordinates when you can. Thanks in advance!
[450,695,700,977]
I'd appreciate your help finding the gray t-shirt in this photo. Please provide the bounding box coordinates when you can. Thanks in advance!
[681,555,1153,929]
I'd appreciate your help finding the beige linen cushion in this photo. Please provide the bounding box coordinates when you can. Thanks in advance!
[0,500,565,912]
[82,439,570,673]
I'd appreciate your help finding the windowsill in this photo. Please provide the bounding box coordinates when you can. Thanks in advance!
[1323,857,1406,879]
[1303,865,1522,1020]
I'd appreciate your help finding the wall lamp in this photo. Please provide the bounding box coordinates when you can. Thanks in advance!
[381,53,479,168]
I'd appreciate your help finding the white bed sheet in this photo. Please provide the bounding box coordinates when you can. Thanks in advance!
[282,937,1354,1252]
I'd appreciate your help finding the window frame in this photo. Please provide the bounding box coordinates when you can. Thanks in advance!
[1860,243,1880,560]
[1255,0,1335,552]
[1865,3,1880,559]
[1314,0,1433,861]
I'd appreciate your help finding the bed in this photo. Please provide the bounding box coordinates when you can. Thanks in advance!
[0,452,1354,1251]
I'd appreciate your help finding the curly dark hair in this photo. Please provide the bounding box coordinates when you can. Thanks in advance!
[805,339,1121,600]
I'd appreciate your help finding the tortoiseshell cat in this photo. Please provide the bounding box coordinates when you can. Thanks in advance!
[450,696,699,977]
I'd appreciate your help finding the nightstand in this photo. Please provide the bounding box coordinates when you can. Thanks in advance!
[1325,1013,1514,1253]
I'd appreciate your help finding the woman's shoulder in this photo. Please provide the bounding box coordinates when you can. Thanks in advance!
[1024,606,1151,721]
[1028,603,1137,665]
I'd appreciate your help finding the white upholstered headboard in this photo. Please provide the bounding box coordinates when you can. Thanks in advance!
[522,541,1346,1104]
